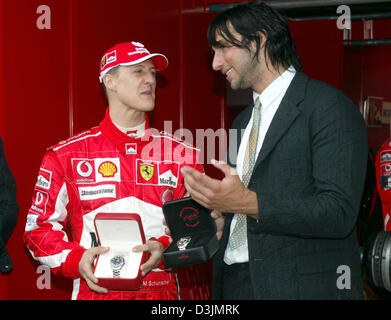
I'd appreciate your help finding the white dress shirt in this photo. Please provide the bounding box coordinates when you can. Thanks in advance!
[224,66,296,265]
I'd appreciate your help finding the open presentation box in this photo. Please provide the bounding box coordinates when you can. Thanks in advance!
[93,213,146,291]
[162,197,219,268]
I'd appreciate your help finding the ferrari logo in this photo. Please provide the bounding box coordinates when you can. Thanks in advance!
[101,56,107,68]
[140,163,154,181]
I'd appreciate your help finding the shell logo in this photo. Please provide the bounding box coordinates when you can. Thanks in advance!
[98,161,118,178]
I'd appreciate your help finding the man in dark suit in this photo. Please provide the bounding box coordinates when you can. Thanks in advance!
[0,137,18,274]
[181,2,368,299]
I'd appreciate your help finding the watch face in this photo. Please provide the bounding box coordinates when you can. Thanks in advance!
[177,236,191,250]
[110,255,125,269]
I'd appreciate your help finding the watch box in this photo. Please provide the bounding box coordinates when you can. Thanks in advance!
[93,213,146,291]
[162,197,219,268]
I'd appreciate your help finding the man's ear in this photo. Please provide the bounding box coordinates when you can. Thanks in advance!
[254,31,268,64]
[103,73,117,92]
[257,31,267,49]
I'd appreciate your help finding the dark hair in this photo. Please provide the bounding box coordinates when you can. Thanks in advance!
[207,2,302,71]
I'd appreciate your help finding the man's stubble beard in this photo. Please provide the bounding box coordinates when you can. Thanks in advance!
[232,57,260,91]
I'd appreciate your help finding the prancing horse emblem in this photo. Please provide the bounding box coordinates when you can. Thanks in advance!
[140,163,154,181]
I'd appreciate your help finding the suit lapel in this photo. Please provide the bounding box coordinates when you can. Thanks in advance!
[254,71,308,168]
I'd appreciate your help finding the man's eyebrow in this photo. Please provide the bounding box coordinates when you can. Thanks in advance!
[213,38,226,46]
[132,64,153,69]
[213,40,231,49]
[129,62,157,71]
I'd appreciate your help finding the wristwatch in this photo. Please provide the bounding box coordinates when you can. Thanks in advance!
[110,255,125,278]
[177,236,191,251]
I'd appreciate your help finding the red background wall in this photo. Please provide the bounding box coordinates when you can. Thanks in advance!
[343,20,391,149]
[0,0,390,299]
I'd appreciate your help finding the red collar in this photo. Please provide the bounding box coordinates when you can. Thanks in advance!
[99,108,151,153]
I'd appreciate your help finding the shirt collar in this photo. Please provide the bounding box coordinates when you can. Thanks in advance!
[253,65,296,108]
[99,108,151,154]
[113,121,146,138]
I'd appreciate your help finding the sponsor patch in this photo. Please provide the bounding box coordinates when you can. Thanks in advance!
[128,47,149,56]
[381,150,391,162]
[31,190,49,214]
[381,176,391,190]
[136,160,179,187]
[140,163,155,181]
[380,163,391,190]
[180,207,200,228]
[159,169,178,187]
[101,50,117,69]
[25,214,39,232]
[101,56,107,69]
[381,163,391,176]
[72,158,121,184]
[78,184,116,201]
[158,162,179,187]
[126,143,137,155]
[98,161,118,178]
[95,158,121,182]
[57,130,92,146]
[162,188,174,204]
[75,160,95,183]
[36,168,52,190]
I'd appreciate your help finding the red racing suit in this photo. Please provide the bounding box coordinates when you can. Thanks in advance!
[24,109,206,300]
[375,138,391,231]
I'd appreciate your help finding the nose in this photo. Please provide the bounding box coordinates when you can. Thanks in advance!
[144,70,156,86]
[212,50,223,71]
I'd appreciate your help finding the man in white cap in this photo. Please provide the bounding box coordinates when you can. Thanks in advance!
[24,41,206,300]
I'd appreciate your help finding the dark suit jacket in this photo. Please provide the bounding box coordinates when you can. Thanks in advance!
[0,137,18,273]
[213,72,368,299]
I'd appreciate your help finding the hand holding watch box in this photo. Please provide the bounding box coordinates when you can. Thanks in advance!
[162,197,219,268]
[93,213,146,291]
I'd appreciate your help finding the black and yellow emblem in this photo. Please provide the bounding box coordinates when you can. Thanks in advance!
[101,55,107,68]
[140,163,154,181]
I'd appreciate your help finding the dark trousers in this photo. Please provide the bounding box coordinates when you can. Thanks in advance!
[221,262,254,300]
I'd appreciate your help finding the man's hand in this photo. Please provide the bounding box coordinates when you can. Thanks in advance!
[182,159,259,219]
[79,246,110,295]
[211,210,225,240]
[133,240,165,276]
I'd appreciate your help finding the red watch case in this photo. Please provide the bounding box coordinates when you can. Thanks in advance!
[93,213,146,291]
